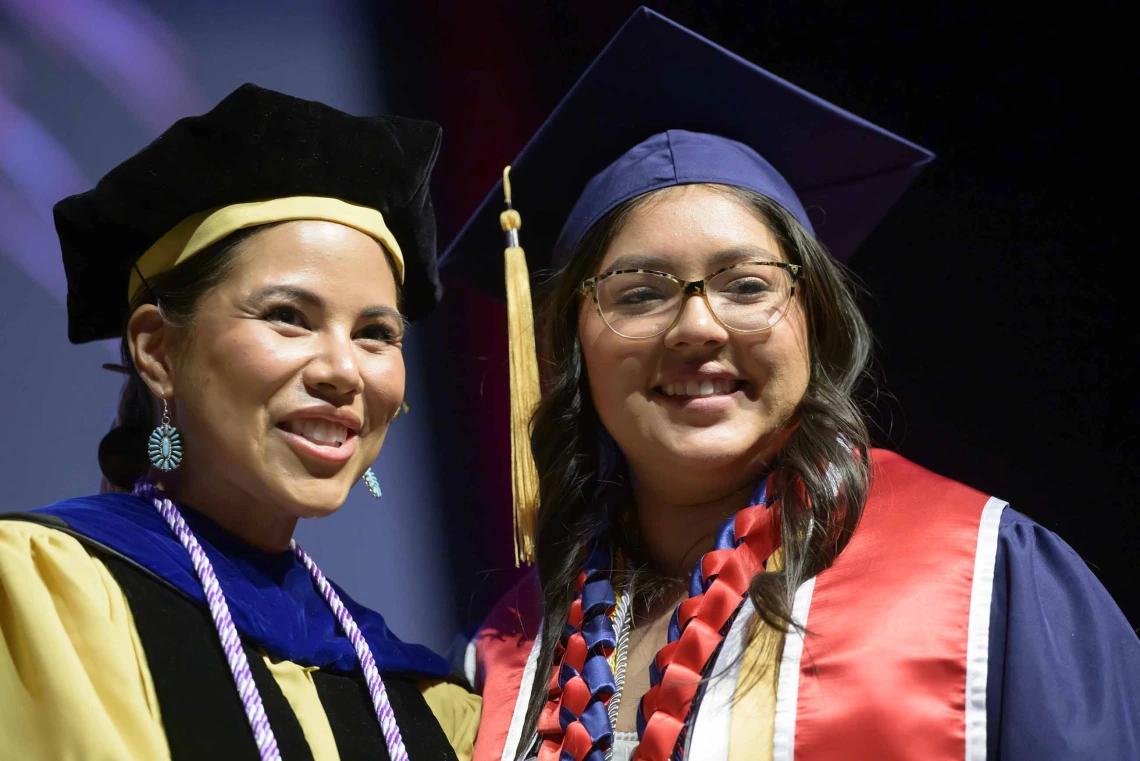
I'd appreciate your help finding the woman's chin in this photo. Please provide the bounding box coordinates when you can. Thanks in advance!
[651,427,777,472]
[273,479,352,520]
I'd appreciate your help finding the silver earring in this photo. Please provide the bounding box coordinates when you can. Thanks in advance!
[148,398,182,471]
[362,467,382,499]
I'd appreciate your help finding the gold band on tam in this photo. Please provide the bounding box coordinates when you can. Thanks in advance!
[127,196,404,300]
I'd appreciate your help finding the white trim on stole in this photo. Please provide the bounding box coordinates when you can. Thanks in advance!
[501,622,544,761]
[686,598,758,761]
[965,497,1006,760]
[771,576,817,761]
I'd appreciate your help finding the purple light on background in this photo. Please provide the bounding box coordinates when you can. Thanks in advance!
[0,182,66,299]
[1,0,205,132]
[0,87,89,301]
[0,0,201,306]
[0,88,88,216]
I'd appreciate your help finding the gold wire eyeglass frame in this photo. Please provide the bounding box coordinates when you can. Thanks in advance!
[579,260,803,339]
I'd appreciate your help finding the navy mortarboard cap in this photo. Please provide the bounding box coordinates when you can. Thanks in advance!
[56,83,443,344]
[441,6,934,298]
[440,7,934,565]
[558,129,815,265]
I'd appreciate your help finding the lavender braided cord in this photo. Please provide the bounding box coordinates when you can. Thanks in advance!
[142,488,281,761]
[292,541,409,761]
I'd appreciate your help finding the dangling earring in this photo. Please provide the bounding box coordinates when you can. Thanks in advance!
[148,398,183,471]
[362,467,382,499]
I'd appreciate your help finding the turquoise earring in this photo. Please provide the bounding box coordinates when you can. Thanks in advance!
[148,398,182,471]
[362,468,382,499]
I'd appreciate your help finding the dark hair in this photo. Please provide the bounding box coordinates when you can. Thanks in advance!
[518,184,873,747]
[98,226,272,491]
[98,223,405,491]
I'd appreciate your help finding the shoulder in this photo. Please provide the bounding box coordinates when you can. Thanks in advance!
[476,569,542,642]
[859,449,998,547]
[995,506,1087,562]
[986,508,1140,757]
[469,571,542,761]
[3,492,160,540]
[1,492,166,582]
[992,506,1132,627]
[0,509,100,568]
[0,504,138,633]
[868,448,992,507]
[472,570,542,691]
[0,512,168,759]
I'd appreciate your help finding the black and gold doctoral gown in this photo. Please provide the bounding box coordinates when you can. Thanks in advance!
[0,492,479,761]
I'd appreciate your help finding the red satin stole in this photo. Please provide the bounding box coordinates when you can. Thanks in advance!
[791,449,990,760]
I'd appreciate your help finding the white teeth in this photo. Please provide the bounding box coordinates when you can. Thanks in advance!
[286,419,349,446]
[660,379,739,398]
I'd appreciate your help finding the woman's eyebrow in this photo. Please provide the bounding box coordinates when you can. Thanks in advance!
[603,245,779,274]
[249,284,324,308]
[250,286,400,321]
[360,306,405,322]
[602,254,671,271]
[707,245,779,267]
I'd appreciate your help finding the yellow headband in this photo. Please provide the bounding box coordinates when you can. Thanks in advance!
[127,196,404,300]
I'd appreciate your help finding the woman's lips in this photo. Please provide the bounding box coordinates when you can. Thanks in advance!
[652,379,747,412]
[276,419,357,463]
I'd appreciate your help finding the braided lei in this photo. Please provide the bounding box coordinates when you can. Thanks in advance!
[133,481,409,761]
[536,479,779,761]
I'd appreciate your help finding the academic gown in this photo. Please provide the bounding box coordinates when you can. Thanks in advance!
[0,492,480,761]
[469,450,1139,761]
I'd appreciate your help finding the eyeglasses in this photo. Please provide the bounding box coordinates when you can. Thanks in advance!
[580,261,802,339]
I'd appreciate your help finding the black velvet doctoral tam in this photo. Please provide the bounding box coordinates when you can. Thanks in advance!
[55,83,443,343]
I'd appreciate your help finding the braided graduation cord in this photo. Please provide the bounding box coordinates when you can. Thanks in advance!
[135,483,281,761]
[537,546,620,761]
[135,483,407,761]
[539,478,778,761]
[632,479,778,761]
[292,542,408,761]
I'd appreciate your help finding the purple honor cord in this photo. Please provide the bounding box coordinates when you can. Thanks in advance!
[139,484,408,761]
[291,541,408,761]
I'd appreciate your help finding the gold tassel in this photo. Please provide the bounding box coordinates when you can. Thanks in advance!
[501,166,540,566]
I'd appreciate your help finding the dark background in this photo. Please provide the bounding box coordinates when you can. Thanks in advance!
[376,1,1138,630]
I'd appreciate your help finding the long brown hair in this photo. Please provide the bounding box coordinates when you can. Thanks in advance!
[518,183,873,748]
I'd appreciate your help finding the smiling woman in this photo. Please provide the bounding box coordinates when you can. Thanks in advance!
[0,85,478,761]
[442,8,1139,761]
[122,220,408,548]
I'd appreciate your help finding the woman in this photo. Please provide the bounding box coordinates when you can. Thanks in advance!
[442,9,1139,761]
[0,84,478,760]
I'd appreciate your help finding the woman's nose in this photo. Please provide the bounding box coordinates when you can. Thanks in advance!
[663,294,729,350]
[303,331,364,398]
